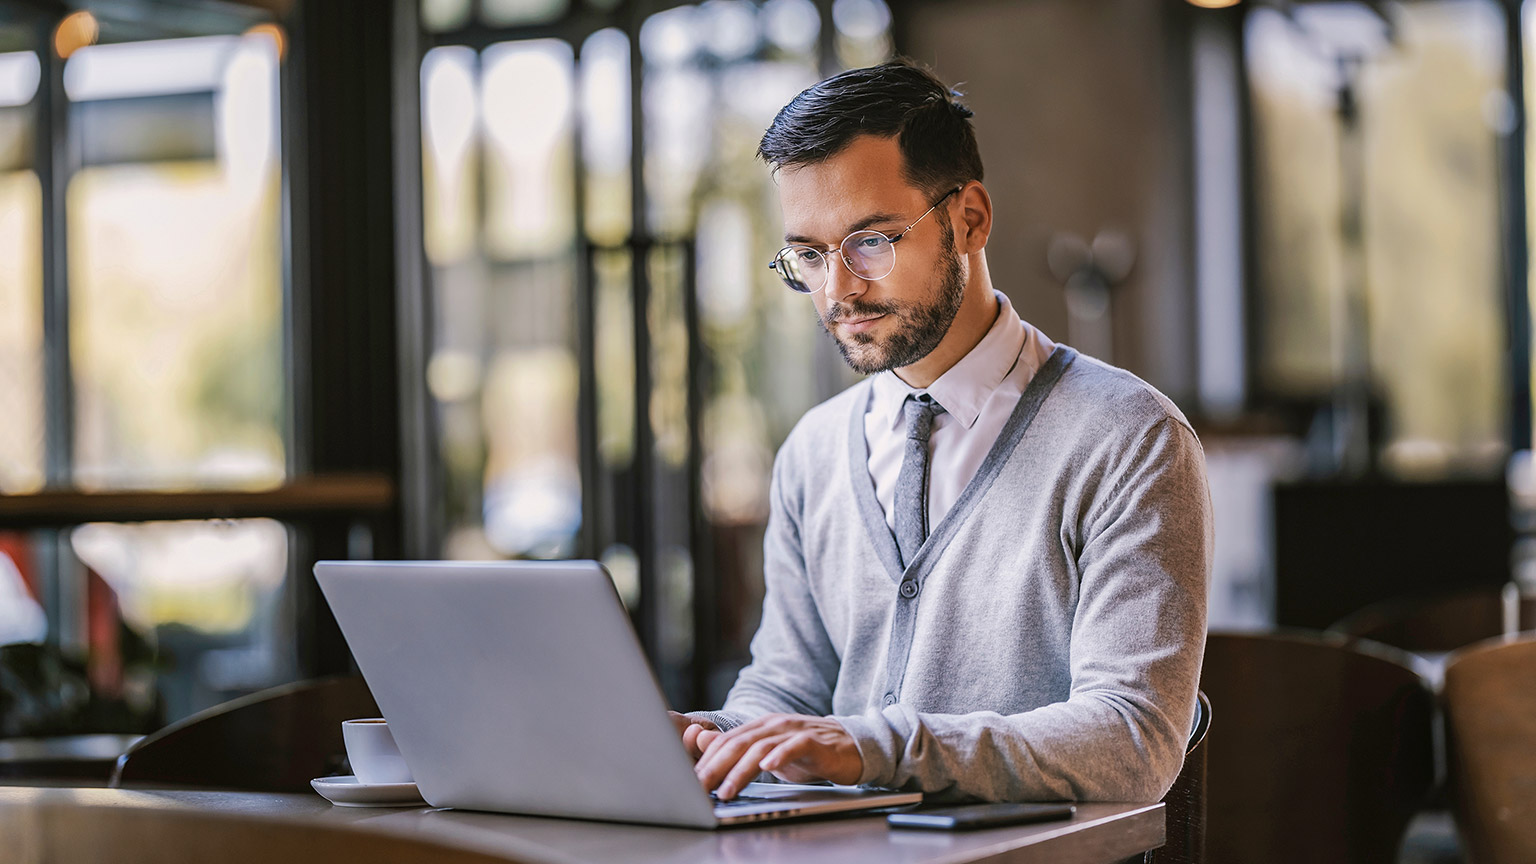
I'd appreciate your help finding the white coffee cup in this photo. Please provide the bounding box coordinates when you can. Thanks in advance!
[342,718,413,785]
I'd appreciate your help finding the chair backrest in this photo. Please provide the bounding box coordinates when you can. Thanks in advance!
[111,676,378,792]
[1442,633,1536,864]
[1146,690,1211,864]
[1201,631,1436,864]
[1328,585,1536,654]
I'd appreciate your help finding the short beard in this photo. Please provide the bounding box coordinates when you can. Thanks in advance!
[819,219,966,375]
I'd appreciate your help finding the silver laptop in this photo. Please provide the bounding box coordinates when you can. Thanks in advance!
[313,560,921,828]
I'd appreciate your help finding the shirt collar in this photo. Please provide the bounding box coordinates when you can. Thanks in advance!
[869,291,1030,431]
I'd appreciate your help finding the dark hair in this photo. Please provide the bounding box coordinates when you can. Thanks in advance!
[757,59,983,198]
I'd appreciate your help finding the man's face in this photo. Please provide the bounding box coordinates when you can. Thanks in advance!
[776,136,965,375]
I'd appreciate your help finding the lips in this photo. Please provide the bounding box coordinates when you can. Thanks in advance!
[837,314,886,335]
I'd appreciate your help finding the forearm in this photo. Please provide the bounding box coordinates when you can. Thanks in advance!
[836,690,1192,802]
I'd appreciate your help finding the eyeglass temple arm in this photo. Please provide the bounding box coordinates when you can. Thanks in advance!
[890,185,964,244]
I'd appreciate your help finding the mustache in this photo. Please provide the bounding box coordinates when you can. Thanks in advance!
[823,300,899,324]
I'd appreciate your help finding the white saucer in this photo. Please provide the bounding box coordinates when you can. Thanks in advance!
[310,775,426,807]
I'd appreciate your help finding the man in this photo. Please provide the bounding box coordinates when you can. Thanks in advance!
[673,60,1211,804]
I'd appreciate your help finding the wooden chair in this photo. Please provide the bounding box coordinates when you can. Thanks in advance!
[1143,690,1211,864]
[1201,631,1436,864]
[111,676,377,792]
[1328,585,1536,654]
[1442,633,1536,864]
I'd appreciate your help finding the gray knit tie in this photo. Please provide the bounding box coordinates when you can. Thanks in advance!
[895,394,944,569]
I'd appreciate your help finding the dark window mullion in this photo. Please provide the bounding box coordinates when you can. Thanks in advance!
[626,17,659,668]
[572,34,600,561]
[1504,0,1530,452]
[33,16,79,654]
[35,17,73,491]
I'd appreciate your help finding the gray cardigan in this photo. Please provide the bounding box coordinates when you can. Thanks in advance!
[693,346,1212,802]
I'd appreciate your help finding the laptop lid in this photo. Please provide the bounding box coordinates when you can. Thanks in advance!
[314,560,720,828]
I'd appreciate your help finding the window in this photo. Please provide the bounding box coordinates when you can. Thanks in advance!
[420,0,891,705]
[1246,0,1509,476]
[0,18,297,734]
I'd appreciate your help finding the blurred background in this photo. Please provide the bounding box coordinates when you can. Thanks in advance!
[0,0,1531,852]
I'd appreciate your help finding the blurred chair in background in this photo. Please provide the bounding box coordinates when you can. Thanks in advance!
[111,676,376,792]
[1201,632,1436,864]
[1442,634,1536,864]
[1328,584,1536,655]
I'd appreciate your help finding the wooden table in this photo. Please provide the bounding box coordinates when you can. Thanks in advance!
[0,786,1163,864]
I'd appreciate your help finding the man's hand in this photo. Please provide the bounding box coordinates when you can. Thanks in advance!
[692,713,863,800]
[668,711,718,760]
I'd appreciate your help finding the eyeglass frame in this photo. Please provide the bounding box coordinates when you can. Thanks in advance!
[767,185,964,294]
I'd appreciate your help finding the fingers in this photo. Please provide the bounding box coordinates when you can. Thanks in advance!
[692,714,865,798]
[759,731,813,774]
[692,727,721,753]
[670,711,719,760]
[703,728,786,799]
[720,736,786,800]
[695,714,811,800]
[682,724,720,759]
[695,721,777,800]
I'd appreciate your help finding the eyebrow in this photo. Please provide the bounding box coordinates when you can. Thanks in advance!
[784,211,907,245]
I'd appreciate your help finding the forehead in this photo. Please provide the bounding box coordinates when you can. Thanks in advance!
[776,135,929,242]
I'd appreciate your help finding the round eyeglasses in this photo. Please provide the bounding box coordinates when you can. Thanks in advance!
[768,187,961,294]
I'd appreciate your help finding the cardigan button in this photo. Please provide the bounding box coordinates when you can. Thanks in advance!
[899,580,918,599]
[883,693,897,707]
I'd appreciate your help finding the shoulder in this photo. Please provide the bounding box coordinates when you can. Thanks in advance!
[1052,349,1199,446]
[773,379,871,477]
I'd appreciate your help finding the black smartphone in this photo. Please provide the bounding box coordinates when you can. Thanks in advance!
[886,802,1076,831]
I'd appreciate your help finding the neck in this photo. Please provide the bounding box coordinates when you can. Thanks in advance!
[894,258,997,389]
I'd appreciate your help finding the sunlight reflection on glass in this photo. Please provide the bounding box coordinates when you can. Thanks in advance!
[481,39,574,259]
[481,348,582,557]
[0,51,40,107]
[218,33,278,202]
[483,0,569,27]
[644,66,709,235]
[0,170,42,493]
[640,5,700,67]
[422,46,478,265]
[65,35,235,101]
[580,28,631,245]
[699,0,760,62]
[763,0,820,55]
[422,0,473,31]
[832,0,892,68]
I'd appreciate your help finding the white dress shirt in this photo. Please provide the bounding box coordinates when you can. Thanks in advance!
[865,290,1057,533]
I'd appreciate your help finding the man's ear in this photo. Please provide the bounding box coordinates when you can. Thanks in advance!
[955,181,992,255]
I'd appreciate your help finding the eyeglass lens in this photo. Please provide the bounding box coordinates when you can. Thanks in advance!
[774,230,896,294]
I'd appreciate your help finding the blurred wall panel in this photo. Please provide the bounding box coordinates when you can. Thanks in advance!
[899,0,1197,404]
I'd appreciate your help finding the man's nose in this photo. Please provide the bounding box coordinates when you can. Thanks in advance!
[823,253,866,304]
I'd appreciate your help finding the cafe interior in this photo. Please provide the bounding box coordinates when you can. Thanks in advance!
[0,0,1533,861]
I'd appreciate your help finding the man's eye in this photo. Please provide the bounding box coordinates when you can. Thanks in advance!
[797,249,823,263]
[856,235,885,249]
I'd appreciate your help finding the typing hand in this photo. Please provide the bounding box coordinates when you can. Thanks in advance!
[693,713,863,801]
[668,711,719,760]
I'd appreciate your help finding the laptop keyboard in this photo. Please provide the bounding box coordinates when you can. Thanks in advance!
[711,792,775,808]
